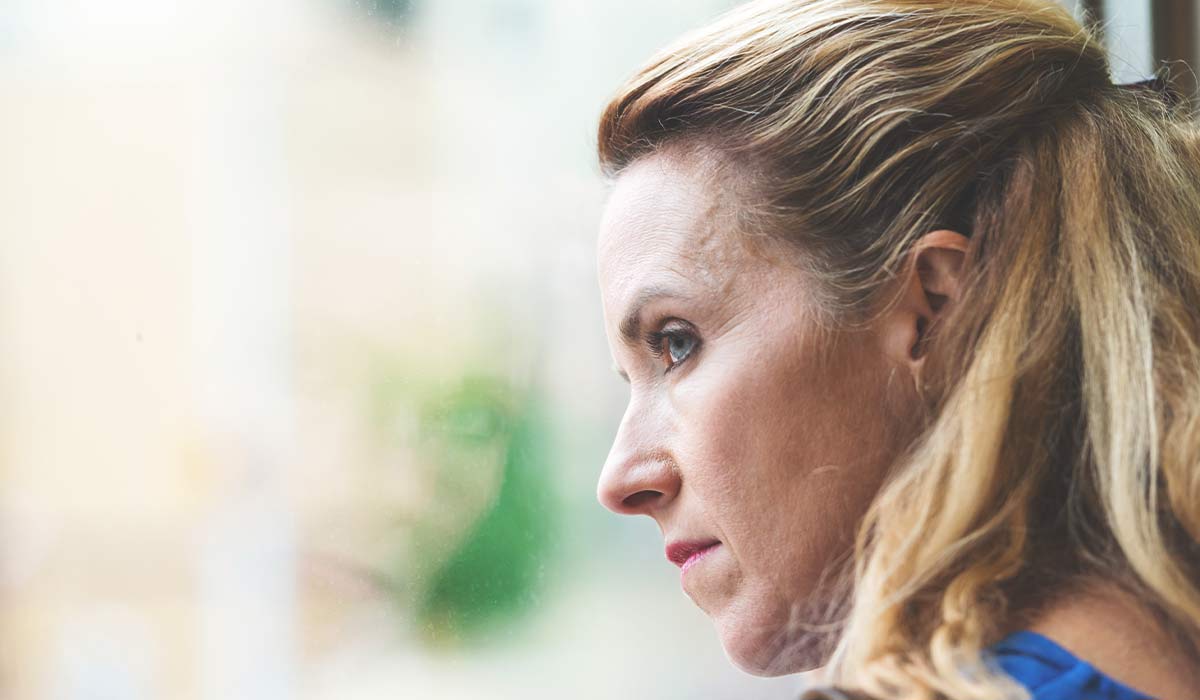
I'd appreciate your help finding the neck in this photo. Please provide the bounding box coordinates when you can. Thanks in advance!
[1007,580,1200,700]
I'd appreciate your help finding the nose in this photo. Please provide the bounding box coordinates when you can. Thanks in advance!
[596,400,681,516]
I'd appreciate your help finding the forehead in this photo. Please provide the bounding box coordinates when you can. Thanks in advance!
[596,151,742,303]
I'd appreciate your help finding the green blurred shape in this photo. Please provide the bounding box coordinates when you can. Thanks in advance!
[414,387,558,645]
[417,375,514,447]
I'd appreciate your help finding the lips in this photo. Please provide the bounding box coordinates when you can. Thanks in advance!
[665,539,721,573]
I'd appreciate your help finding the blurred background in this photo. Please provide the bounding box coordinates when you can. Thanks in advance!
[0,0,1195,698]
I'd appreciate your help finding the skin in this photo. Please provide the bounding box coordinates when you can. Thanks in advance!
[595,148,1200,695]
[595,150,965,674]
[1014,582,1200,699]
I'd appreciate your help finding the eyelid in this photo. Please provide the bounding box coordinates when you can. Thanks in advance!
[642,318,700,372]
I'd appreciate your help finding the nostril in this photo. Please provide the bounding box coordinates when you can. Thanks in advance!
[622,489,662,511]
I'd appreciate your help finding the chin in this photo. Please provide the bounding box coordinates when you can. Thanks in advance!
[713,606,830,677]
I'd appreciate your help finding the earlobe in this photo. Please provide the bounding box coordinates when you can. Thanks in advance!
[878,266,930,377]
[911,316,928,360]
[909,229,969,357]
[880,229,970,382]
[915,246,967,314]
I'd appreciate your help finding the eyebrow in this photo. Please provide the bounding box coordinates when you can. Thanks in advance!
[611,285,688,384]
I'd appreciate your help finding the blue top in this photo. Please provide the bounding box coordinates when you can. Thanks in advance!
[989,630,1153,699]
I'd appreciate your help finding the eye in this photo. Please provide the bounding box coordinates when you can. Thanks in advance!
[644,321,700,373]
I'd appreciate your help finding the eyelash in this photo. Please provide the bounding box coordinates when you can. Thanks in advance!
[643,320,700,373]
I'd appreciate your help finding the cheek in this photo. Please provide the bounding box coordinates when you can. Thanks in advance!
[669,331,895,571]
[672,331,837,478]
[667,340,828,540]
[668,351,766,499]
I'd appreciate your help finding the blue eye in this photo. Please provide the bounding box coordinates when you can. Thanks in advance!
[644,322,700,372]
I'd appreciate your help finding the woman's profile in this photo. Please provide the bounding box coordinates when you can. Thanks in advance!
[592,0,1200,697]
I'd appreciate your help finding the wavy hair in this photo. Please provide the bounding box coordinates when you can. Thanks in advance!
[596,0,1200,697]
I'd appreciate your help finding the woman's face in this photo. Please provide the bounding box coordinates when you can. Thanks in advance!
[596,151,920,675]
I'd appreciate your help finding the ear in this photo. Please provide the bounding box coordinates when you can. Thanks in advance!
[879,229,970,386]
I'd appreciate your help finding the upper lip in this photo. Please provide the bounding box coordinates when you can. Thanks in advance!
[665,539,721,568]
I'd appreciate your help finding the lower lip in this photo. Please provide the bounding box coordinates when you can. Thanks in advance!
[680,543,720,576]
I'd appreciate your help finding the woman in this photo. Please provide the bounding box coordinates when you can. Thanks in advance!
[592,0,1200,698]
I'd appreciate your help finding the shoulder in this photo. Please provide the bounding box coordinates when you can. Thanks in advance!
[800,689,874,700]
[798,632,1154,700]
[989,630,1154,699]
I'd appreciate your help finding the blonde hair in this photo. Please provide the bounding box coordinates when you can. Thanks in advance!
[597,0,1200,697]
